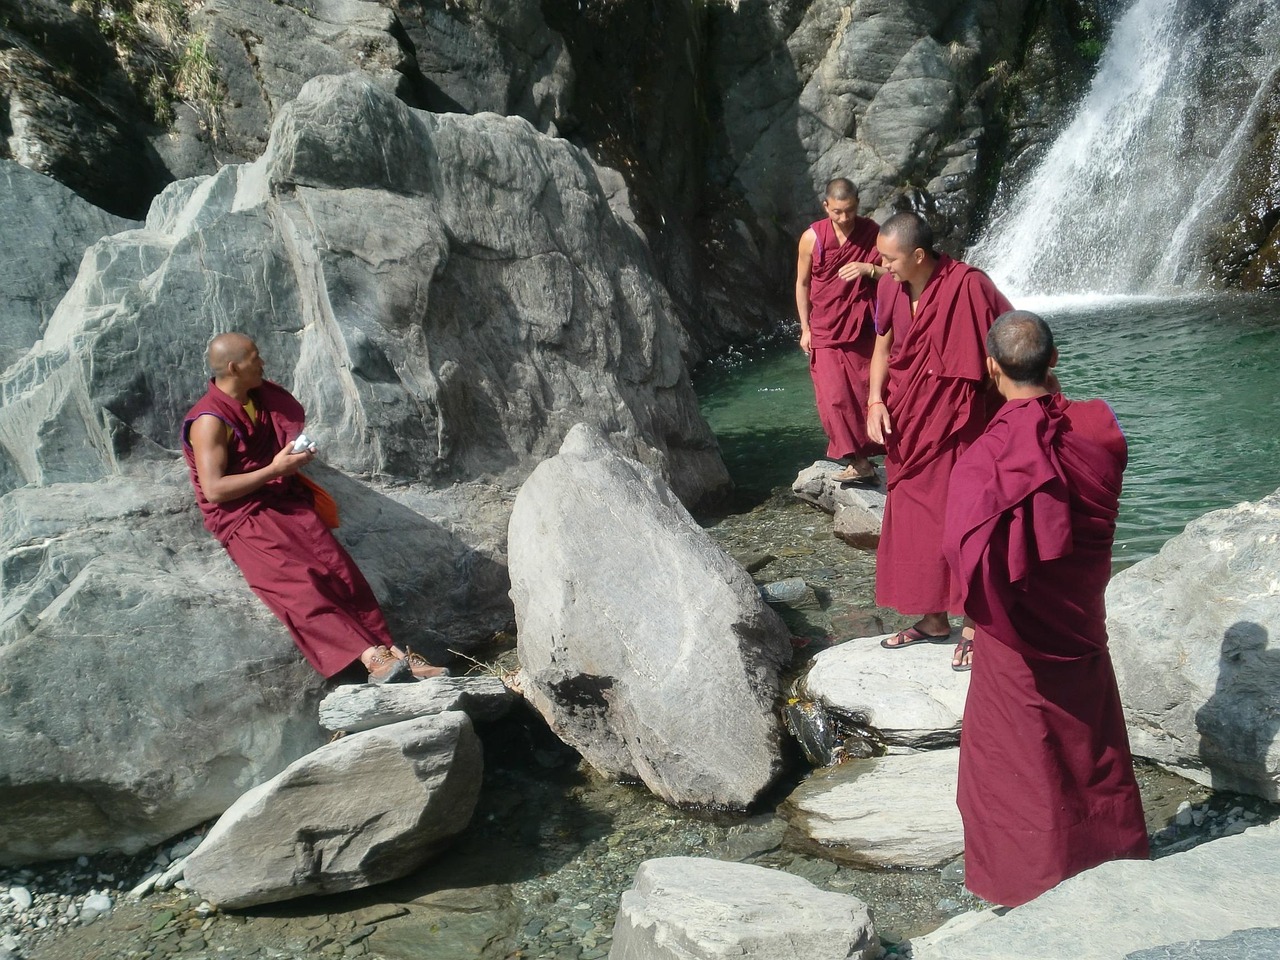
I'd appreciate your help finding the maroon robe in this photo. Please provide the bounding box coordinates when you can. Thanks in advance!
[807,216,883,461]
[181,380,394,678]
[944,394,1149,907]
[873,255,1011,613]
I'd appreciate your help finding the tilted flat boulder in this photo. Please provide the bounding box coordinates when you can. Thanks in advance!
[784,748,964,869]
[609,857,878,960]
[318,676,515,734]
[1108,492,1280,800]
[510,424,792,809]
[799,635,968,748]
[0,73,725,863]
[184,712,481,909]
[911,821,1280,959]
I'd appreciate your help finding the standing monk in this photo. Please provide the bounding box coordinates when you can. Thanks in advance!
[943,312,1149,906]
[796,178,886,484]
[181,332,448,684]
[867,212,1011,659]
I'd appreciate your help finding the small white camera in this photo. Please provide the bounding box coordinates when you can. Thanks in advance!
[291,433,318,453]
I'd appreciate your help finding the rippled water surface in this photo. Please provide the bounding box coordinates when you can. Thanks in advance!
[696,293,1280,564]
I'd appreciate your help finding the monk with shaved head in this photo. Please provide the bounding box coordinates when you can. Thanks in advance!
[795,178,886,483]
[867,211,1012,666]
[181,332,447,684]
[943,311,1149,906]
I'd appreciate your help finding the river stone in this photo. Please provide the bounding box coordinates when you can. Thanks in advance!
[318,676,515,733]
[0,161,139,370]
[510,424,792,809]
[1107,492,1280,800]
[911,820,1280,959]
[784,748,963,868]
[792,463,885,549]
[609,857,878,960]
[184,712,481,909]
[800,635,967,748]
[0,72,725,864]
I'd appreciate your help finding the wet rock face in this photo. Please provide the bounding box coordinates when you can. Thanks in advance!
[1108,490,1280,802]
[508,424,791,810]
[0,73,725,864]
[183,712,483,909]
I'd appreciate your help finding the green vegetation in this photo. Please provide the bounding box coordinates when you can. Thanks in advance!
[1074,16,1105,62]
[70,0,223,128]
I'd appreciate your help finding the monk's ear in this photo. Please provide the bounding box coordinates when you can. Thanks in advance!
[986,356,1000,380]
[1049,347,1059,369]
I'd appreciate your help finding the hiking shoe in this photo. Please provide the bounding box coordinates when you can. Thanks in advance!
[366,645,413,684]
[403,647,451,681]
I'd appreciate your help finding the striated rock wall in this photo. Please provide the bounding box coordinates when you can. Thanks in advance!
[2,0,1105,346]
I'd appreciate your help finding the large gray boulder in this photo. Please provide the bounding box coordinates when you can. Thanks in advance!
[911,820,1280,960]
[0,73,725,863]
[184,712,482,909]
[1108,492,1280,800]
[784,748,964,869]
[0,472,327,865]
[799,635,968,748]
[0,161,139,371]
[509,424,792,809]
[609,857,879,960]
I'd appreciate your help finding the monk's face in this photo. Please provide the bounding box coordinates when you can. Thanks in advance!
[876,233,926,286]
[234,342,265,389]
[823,196,857,231]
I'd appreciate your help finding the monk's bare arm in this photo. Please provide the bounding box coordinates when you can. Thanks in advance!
[189,414,313,504]
[796,230,816,355]
[867,329,894,443]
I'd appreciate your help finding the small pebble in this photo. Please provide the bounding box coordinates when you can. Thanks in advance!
[1174,801,1192,826]
[8,886,33,911]
[80,893,114,924]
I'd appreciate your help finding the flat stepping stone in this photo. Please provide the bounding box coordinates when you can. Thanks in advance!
[784,748,963,868]
[801,635,969,747]
[319,675,515,733]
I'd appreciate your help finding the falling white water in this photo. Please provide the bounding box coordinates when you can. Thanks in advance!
[968,0,1280,298]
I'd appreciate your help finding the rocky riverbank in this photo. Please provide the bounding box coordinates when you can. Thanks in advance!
[5,469,1277,960]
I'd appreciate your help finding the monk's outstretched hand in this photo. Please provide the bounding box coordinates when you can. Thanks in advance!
[867,404,893,444]
[272,444,315,478]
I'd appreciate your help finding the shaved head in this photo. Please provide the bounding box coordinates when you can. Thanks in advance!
[825,178,858,203]
[879,211,936,258]
[208,332,255,378]
[987,311,1055,385]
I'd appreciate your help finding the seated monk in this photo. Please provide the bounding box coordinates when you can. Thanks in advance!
[943,311,1149,907]
[181,332,447,684]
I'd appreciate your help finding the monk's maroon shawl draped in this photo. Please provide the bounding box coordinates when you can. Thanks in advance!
[807,216,883,460]
[944,394,1149,907]
[181,380,393,677]
[873,255,1011,613]
[808,216,880,348]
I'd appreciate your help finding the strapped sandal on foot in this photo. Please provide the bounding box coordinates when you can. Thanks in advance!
[403,646,451,681]
[880,625,952,649]
[833,463,879,485]
[952,635,974,672]
[366,645,413,684]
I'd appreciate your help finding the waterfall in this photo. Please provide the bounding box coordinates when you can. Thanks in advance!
[967,0,1280,298]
